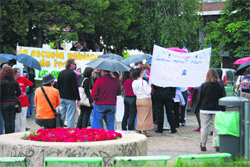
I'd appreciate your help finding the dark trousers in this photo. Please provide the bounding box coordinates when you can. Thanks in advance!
[35,117,56,129]
[122,96,137,130]
[77,105,92,129]
[151,95,158,124]
[1,103,16,134]
[180,90,188,123]
[155,97,176,132]
[173,102,180,127]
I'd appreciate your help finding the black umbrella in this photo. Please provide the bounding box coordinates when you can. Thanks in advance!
[86,58,130,72]
[98,53,124,61]
[121,54,152,65]
[235,61,250,75]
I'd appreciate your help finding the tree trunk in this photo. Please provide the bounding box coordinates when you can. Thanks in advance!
[37,28,43,48]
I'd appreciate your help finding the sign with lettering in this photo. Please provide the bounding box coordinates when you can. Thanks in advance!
[150,45,211,87]
[16,46,102,79]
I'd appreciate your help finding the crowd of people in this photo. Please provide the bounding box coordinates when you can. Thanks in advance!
[0,57,250,153]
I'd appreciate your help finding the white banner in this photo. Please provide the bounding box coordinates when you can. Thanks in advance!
[150,45,211,87]
[16,46,102,80]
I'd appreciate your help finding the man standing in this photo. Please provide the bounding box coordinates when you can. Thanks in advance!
[91,70,121,130]
[57,59,80,128]
[153,85,177,134]
[24,66,36,118]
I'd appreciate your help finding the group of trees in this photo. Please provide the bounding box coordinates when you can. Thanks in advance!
[203,0,250,67]
[0,0,201,55]
[1,0,248,67]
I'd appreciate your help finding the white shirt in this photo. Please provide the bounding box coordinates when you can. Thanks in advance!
[132,78,151,99]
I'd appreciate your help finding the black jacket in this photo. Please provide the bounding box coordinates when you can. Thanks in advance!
[57,69,80,100]
[197,82,225,111]
[0,80,21,103]
[82,77,93,105]
[152,85,176,99]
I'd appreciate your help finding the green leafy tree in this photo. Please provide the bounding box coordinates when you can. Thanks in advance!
[0,0,29,53]
[95,0,140,55]
[203,0,250,67]
[137,0,202,53]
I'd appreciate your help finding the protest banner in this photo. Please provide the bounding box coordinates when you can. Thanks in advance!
[150,45,211,87]
[16,46,102,80]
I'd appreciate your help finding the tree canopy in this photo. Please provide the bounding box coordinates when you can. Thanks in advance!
[1,0,202,56]
[203,0,250,67]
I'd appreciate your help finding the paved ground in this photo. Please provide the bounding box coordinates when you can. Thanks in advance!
[26,110,217,164]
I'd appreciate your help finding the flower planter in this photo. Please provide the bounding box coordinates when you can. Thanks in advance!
[0,131,147,167]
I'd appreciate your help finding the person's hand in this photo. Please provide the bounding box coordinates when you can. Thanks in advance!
[91,102,95,107]
[148,83,152,87]
[76,100,80,107]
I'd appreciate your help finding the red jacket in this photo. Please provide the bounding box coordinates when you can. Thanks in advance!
[124,79,135,96]
[16,77,33,107]
[91,74,121,105]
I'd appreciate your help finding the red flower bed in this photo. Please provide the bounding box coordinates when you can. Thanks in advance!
[25,128,122,142]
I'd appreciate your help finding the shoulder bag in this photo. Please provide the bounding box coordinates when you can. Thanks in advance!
[79,78,91,107]
[14,98,22,113]
[41,86,64,127]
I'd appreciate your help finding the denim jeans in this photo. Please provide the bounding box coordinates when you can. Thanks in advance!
[26,87,35,118]
[1,103,16,134]
[60,98,76,129]
[0,110,4,134]
[92,104,116,130]
[122,96,137,130]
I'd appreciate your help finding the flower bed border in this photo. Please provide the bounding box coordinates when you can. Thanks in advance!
[0,132,147,167]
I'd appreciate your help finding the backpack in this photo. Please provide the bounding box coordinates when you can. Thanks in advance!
[241,76,250,93]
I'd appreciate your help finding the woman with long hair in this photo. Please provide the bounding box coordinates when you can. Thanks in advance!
[0,66,21,133]
[121,70,137,131]
[197,68,225,152]
[77,67,94,128]
[132,68,153,137]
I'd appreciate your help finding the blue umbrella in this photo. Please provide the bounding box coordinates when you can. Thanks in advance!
[15,54,41,70]
[86,58,130,72]
[146,57,152,65]
[0,54,15,63]
[121,54,151,65]
[98,53,124,61]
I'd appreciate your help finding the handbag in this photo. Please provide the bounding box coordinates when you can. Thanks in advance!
[41,86,64,128]
[79,78,91,107]
[14,99,22,113]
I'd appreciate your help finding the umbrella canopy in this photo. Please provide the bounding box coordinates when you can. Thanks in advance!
[98,53,124,61]
[121,54,152,65]
[167,47,188,53]
[15,54,41,70]
[233,57,250,66]
[146,57,152,65]
[0,54,15,63]
[86,58,130,72]
[235,61,250,75]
